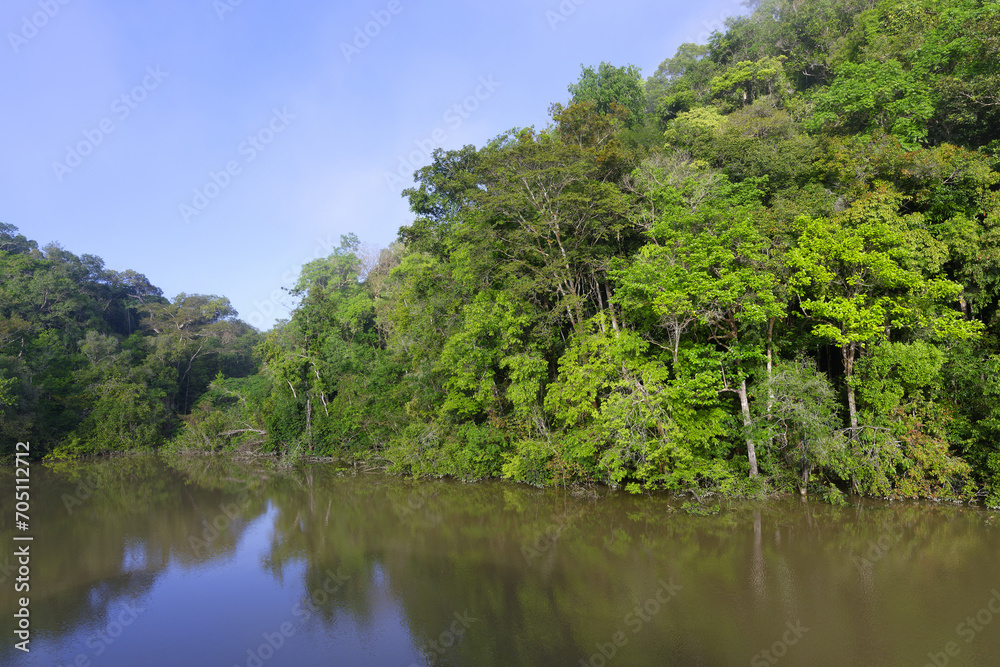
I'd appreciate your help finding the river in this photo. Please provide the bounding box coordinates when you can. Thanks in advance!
[2,454,999,666]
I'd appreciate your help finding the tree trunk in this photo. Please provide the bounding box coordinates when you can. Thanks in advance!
[800,442,809,495]
[844,343,858,433]
[605,282,620,335]
[306,397,312,450]
[738,378,758,477]
[766,318,775,416]
[844,343,861,492]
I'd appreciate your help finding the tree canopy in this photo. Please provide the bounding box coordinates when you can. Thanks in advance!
[13,0,1000,506]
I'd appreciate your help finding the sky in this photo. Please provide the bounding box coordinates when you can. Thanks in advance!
[1,0,749,330]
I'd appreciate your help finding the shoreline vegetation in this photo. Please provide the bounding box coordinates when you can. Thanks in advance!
[22,448,991,511]
[4,0,1000,507]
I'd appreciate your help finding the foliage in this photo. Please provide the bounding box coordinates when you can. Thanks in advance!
[751,359,846,490]
[568,62,647,128]
[0,226,261,458]
[20,0,1000,505]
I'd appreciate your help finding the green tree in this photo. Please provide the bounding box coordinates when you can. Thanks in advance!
[542,319,730,491]
[787,188,980,434]
[751,358,846,492]
[809,59,935,149]
[568,62,647,128]
[646,43,713,120]
[613,161,782,477]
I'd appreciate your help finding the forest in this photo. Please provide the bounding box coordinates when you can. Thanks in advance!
[4,0,1000,504]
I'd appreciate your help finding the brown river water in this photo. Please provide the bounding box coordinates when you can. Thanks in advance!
[2,454,999,666]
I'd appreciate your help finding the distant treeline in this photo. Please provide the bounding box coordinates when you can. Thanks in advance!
[0,224,259,457]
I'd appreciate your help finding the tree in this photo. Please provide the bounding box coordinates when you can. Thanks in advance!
[141,293,246,414]
[0,223,39,255]
[613,162,782,477]
[542,319,730,491]
[751,358,845,492]
[568,62,647,128]
[709,56,793,110]
[399,146,481,261]
[787,187,981,434]
[809,59,935,149]
[646,43,712,118]
[458,122,634,334]
[254,235,403,455]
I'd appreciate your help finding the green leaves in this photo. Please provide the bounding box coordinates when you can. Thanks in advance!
[809,59,935,149]
[710,56,793,110]
[543,320,728,490]
[72,375,166,452]
[149,0,1000,503]
[751,358,846,488]
[788,197,980,351]
[438,290,535,421]
[614,160,781,362]
[568,62,647,128]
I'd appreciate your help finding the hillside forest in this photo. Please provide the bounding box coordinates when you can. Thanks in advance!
[5,0,1000,504]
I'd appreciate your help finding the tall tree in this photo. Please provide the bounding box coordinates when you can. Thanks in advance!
[568,62,647,128]
[787,187,981,433]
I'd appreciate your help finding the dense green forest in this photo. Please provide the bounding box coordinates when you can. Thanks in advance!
[6,0,1000,504]
[0,225,260,457]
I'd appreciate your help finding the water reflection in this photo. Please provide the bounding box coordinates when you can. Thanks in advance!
[2,455,999,666]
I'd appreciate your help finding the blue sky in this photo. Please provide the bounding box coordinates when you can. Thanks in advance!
[1,0,748,330]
